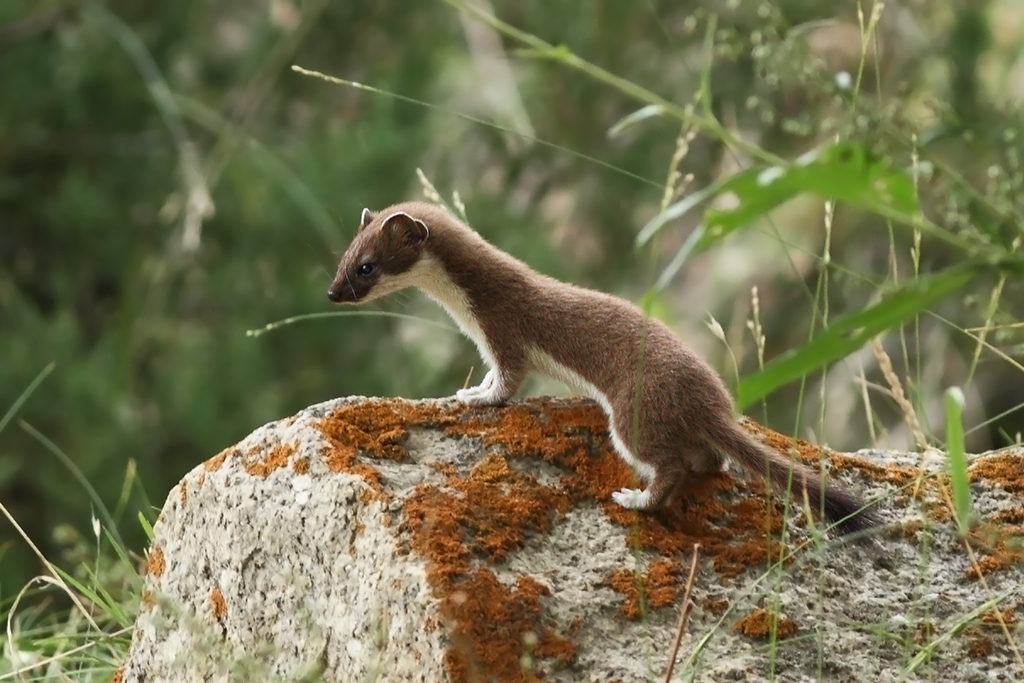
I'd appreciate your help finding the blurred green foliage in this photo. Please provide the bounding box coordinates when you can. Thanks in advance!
[2,0,1024,607]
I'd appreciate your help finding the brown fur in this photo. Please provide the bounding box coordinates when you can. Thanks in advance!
[329,201,879,539]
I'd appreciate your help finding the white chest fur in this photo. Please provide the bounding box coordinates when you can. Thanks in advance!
[410,255,498,370]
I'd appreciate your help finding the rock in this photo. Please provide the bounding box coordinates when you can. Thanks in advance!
[117,397,1024,682]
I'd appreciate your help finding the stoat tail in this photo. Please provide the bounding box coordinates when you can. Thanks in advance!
[707,420,879,539]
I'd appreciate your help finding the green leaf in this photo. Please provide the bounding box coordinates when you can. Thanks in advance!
[20,420,126,553]
[635,176,726,248]
[736,266,974,409]
[608,104,666,138]
[702,142,917,242]
[0,362,55,436]
[944,386,971,534]
[105,526,144,594]
[138,511,155,541]
[52,563,129,629]
[637,141,921,286]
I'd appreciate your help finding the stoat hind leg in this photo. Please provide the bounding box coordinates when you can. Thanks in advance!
[613,444,727,510]
[606,421,678,510]
[612,466,680,510]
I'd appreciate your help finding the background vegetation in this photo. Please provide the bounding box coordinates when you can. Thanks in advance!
[2,0,1024,677]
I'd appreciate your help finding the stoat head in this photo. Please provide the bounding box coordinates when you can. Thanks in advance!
[328,207,430,304]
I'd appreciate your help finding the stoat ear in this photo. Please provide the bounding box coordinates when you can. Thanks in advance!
[381,211,429,245]
[357,208,375,233]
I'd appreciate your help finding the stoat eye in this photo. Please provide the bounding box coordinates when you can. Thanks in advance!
[357,263,375,276]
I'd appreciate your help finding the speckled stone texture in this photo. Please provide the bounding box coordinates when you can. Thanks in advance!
[119,396,1024,683]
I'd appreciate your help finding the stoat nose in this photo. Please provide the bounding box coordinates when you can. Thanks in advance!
[327,287,343,303]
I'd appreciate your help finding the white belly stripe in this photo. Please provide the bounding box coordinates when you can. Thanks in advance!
[526,347,656,484]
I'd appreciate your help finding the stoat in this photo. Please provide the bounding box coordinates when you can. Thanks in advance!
[328,201,879,538]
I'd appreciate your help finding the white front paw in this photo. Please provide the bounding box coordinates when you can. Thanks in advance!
[455,386,485,404]
[455,368,509,405]
[611,487,652,510]
[455,384,504,406]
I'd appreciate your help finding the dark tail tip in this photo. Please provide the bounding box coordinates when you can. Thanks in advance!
[819,484,882,542]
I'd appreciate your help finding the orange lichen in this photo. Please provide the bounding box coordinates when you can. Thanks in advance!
[964,627,993,658]
[828,453,918,487]
[745,419,920,489]
[470,453,511,483]
[915,620,936,644]
[430,461,458,477]
[734,608,798,639]
[148,546,165,578]
[473,401,788,579]
[745,420,831,467]
[381,402,580,680]
[606,559,680,620]
[315,401,433,493]
[314,398,871,680]
[980,608,1017,625]
[442,570,576,683]
[967,555,1017,580]
[994,508,1024,525]
[971,452,1024,492]
[401,457,573,588]
[178,483,188,507]
[965,522,1024,580]
[748,420,915,484]
[243,443,297,477]
[923,499,953,524]
[112,668,124,683]
[701,597,729,614]
[317,401,417,466]
[211,587,227,622]
[887,520,923,542]
[204,447,234,471]
[456,402,610,462]
[599,480,788,580]
[292,457,310,474]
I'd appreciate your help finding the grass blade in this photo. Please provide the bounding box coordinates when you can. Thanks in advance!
[736,266,974,409]
[137,512,155,542]
[19,421,126,553]
[0,362,55,436]
[944,386,971,534]
[608,104,667,138]
[246,310,458,338]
